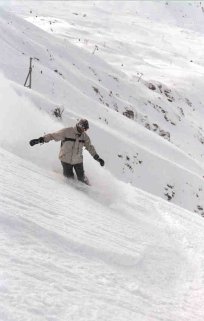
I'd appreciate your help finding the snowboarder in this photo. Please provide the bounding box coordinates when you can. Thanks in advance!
[29,119,104,184]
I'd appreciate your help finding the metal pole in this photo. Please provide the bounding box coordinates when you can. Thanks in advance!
[29,57,32,89]
[24,57,33,88]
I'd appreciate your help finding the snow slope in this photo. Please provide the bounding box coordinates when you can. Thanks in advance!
[1,1,204,320]
[1,137,204,321]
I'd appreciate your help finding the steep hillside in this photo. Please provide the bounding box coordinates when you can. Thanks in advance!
[0,4,204,214]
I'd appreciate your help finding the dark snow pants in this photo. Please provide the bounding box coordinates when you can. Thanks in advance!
[61,161,85,182]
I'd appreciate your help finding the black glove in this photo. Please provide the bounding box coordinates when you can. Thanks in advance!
[29,137,44,146]
[98,158,105,166]
[94,154,105,167]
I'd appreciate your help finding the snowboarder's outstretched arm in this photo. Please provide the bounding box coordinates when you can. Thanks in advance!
[29,128,67,146]
[43,128,67,142]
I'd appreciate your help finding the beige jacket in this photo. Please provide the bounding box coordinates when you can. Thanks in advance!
[44,126,97,164]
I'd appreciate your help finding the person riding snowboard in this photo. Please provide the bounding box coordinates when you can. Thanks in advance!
[29,119,104,184]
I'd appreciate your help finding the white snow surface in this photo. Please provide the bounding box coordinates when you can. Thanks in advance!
[1,1,204,320]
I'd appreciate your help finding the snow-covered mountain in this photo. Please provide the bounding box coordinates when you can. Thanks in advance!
[1,1,204,320]
[1,1,204,213]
